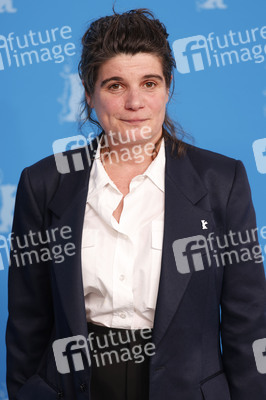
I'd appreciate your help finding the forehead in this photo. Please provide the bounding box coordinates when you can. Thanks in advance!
[97,53,164,78]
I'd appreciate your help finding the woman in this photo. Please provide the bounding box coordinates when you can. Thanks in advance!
[6,8,266,400]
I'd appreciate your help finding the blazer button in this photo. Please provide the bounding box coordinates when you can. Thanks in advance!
[80,383,87,392]
[56,391,64,399]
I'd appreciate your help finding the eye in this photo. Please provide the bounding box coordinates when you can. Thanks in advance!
[144,81,156,88]
[108,83,122,90]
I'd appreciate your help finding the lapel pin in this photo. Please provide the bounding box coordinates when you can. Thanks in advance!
[201,219,208,230]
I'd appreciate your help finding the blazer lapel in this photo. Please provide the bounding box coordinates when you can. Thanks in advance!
[47,141,97,340]
[153,141,213,348]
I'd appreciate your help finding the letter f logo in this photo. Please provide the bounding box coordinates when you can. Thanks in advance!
[0,35,11,71]
[172,35,211,74]
[172,235,211,274]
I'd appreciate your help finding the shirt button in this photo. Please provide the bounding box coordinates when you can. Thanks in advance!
[119,275,125,281]
[120,312,126,319]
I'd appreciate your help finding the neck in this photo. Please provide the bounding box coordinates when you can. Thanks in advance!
[99,133,163,169]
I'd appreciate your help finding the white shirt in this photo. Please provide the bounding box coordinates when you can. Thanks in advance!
[81,139,165,329]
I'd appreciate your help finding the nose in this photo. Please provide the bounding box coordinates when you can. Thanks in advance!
[124,88,144,111]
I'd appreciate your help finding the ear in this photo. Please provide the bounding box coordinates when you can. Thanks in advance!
[85,93,94,108]
[169,74,173,91]
[166,74,173,101]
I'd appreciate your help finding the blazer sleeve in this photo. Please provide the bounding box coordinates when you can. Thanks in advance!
[220,160,266,399]
[5,167,54,400]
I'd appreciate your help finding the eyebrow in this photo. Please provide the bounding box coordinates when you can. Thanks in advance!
[100,74,164,87]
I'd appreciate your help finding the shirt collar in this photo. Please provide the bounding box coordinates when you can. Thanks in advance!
[88,136,165,199]
[87,143,113,196]
[142,138,165,192]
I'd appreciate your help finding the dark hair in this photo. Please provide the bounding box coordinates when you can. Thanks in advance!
[78,8,190,156]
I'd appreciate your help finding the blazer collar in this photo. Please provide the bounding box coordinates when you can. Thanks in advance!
[48,137,98,218]
[164,139,208,205]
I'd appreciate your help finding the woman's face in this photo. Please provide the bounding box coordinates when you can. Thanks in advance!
[87,53,170,146]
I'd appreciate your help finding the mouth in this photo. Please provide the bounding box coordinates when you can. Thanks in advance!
[120,119,148,124]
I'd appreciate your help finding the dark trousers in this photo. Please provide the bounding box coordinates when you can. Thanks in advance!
[87,322,151,400]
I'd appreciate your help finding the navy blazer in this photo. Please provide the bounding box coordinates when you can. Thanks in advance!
[6,137,266,400]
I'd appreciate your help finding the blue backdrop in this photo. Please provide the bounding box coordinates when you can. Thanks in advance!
[0,0,266,397]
